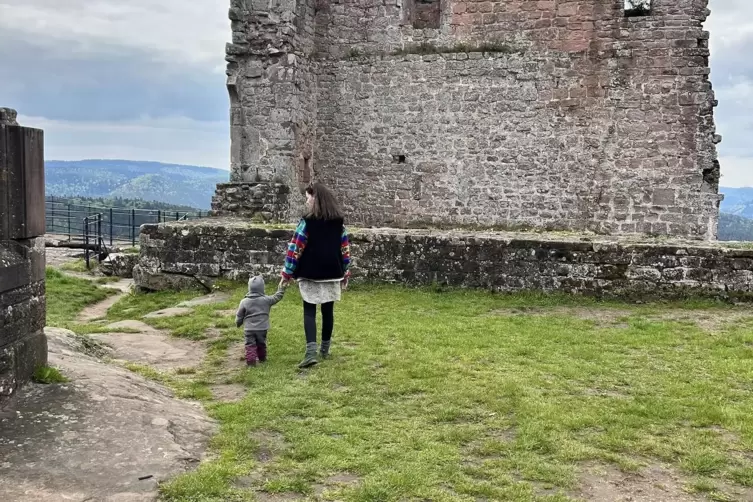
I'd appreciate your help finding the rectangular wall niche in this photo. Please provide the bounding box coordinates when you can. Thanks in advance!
[299,156,311,184]
[413,0,440,29]
[624,0,651,17]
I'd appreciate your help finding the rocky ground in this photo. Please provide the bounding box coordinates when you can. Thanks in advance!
[0,251,229,502]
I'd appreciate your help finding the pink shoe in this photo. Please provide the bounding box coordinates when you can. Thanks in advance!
[245,345,258,367]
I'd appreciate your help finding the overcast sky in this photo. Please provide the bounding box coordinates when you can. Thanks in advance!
[0,1,749,186]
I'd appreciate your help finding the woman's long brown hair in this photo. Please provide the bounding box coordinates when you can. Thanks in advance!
[305,182,343,221]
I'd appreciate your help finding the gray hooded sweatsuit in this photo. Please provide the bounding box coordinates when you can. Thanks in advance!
[235,276,285,348]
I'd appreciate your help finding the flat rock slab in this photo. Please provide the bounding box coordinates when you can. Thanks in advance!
[178,292,231,307]
[97,321,205,371]
[143,307,193,318]
[45,247,83,267]
[0,328,216,502]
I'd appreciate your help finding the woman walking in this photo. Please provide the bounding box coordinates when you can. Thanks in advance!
[280,182,351,368]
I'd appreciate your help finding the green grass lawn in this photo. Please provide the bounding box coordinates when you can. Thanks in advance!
[59,258,98,274]
[47,277,753,502]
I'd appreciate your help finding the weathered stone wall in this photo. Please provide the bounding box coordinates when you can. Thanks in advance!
[221,0,721,239]
[313,0,712,57]
[316,50,719,237]
[134,218,753,301]
[211,182,291,221]
[313,0,720,237]
[225,0,317,220]
[0,109,48,406]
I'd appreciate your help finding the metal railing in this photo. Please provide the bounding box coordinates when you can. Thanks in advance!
[83,213,108,269]
[45,196,207,247]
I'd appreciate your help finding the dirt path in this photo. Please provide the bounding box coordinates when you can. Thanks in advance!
[75,279,133,323]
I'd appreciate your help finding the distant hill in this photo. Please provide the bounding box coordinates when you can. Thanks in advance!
[718,212,753,242]
[45,160,228,210]
[720,187,753,219]
[43,169,753,231]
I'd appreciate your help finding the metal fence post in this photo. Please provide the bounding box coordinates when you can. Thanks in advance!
[97,214,102,259]
[67,204,71,239]
[84,216,90,269]
[109,208,113,246]
[132,208,136,246]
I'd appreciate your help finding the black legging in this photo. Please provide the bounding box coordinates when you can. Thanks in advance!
[303,301,334,344]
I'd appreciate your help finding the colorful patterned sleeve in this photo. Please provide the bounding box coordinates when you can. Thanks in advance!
[341,226,351,278]
[282,219,308,280]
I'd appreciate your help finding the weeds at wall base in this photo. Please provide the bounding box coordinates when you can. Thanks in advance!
[32,366,68,384]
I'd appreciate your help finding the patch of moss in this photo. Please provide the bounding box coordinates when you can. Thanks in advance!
[32,366,68,384]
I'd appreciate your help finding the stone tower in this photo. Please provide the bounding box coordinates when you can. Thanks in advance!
[212,0,722,240]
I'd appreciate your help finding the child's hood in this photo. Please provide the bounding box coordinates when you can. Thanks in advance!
[246,276,265,297]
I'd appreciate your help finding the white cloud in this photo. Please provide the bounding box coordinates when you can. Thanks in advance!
[19,114,230,170]
[719,156,753,188]
[705,0,753,187]
[0,0,229,72]
[708,0,753,53]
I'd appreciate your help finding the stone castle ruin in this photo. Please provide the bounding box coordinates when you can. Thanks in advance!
[0,108,47,406]
[211,0,722,240]
[136,0,752,300]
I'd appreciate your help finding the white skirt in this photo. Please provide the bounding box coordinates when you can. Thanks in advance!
[298,279,341,305]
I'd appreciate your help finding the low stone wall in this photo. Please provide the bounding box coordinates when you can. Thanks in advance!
[133,217,753,301]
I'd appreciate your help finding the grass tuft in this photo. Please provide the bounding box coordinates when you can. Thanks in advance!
[32,366,68,384]
[60,258,95,273]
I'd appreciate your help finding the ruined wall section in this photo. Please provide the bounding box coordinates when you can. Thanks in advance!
[215,0,318,219]
[0,108,47,406]
[311,0,721,238]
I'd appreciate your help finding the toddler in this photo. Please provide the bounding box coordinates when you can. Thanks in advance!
[235,275,285,366]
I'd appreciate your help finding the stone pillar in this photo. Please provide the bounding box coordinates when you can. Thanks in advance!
[210,0,316,222]
[0,108,47,406]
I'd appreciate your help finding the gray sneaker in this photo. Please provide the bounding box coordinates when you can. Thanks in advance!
[298,342,318,368]
[320,340,331,360]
